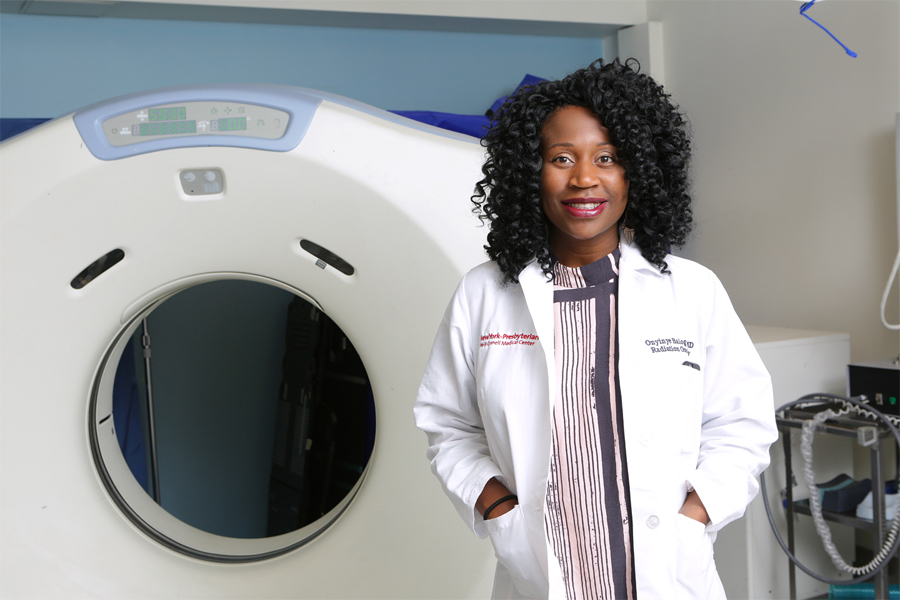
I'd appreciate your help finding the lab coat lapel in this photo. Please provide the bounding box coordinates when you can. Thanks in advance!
[617,241,665,341]
[617,242,678,499]
[517,262,555,411]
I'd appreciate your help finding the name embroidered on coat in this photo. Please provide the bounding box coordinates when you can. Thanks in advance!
[645,337,694,354]
[480,332,539,347]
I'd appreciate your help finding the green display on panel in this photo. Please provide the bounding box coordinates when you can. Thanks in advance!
[139,121,197,136]
[148,107,187,122]
[218,117,247,132]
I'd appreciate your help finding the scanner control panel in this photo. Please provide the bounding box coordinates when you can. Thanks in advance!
[102,101,290,147]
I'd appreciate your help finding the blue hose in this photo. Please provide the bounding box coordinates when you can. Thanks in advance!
[829,583,899,598]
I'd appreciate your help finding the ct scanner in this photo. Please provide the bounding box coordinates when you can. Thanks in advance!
[0,85,497,598]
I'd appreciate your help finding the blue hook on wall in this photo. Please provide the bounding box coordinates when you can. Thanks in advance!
[799,0,858,57]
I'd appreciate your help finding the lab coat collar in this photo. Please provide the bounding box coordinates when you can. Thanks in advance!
[516,239,663,345]
[518,240,663,281]
[619,239,665,277]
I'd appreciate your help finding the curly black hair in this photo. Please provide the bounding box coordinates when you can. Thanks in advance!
[472,58,692,284]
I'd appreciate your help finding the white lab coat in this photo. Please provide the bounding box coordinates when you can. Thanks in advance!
[414,241,777,599]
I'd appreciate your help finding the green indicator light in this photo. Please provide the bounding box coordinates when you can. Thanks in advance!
[891,397,898,406]
[216,117,247,132]
[146,107,187,122]
[137,120,196,137]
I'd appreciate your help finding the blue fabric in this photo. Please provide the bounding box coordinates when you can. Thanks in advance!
[0,74,545,142]
[487,74,545,115]
[393,74,544,138]
[1,118,51,141]
[389,111,490,138]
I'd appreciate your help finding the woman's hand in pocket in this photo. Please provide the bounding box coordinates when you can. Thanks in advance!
[678,489,709,524]
[476,477,518,520]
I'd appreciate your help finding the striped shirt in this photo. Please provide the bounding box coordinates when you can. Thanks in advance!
[544,248,637,599]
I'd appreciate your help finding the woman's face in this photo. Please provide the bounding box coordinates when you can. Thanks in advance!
[540,105,628,268]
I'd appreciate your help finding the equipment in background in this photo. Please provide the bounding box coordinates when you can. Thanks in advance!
[267,298,374,536]
[856,486,899,522]
[762,394,900,595]
[0,84,493,598]
[828,583,900,598]
[815,474,872,514]
[849,361,900,416]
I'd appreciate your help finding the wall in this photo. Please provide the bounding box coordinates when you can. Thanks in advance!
[0,11,605,119]
[646,0,900,363]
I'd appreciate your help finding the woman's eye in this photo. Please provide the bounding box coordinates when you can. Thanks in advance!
[552,156,572,164]
[598,155,615,164]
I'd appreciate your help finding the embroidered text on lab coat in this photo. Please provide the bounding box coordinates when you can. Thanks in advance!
[480,332,539,347]
[645,338,694,354]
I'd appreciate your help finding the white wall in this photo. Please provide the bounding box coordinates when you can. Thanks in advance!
[646,0,900,363]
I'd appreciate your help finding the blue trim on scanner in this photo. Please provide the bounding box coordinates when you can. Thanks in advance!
[72,84,479,160]
[73,85,321,160]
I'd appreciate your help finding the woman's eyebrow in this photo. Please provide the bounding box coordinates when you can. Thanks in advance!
[546,141,614,150]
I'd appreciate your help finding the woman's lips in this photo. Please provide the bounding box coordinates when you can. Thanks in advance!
[562,198,607,217]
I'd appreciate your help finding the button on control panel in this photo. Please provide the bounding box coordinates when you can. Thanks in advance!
[180,168,224,196]
[103,101,290,147]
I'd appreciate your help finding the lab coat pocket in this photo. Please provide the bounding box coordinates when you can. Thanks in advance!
[675,514,725,600]
[485,506,544,598]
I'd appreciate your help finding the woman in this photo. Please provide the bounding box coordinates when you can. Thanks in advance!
[414,59,777,600]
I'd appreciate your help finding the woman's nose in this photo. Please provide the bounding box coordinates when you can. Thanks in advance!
[569,163,599,188]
